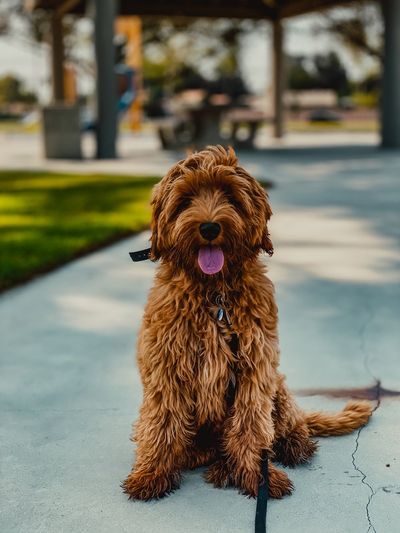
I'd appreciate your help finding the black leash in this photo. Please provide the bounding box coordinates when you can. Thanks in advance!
[255,450,269,533]
[216,294,269,533]
[129,255,269,532]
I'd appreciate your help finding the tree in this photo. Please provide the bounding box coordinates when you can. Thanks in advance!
[142,17,252,76]
[287,56,316,91]
[316,2,383,62]
[287,52,350,96]
[141,17,255,115]
[0,1,94,79]
[141,17,259,90]
[313,52,350,96]
[0,75,37,104]
[358,71,380,93]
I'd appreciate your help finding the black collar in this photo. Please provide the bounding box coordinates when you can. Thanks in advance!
[129,248,152,262]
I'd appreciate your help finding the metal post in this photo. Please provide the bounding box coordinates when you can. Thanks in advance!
[93,0,118,158]
[381,0,400,148]
[272,19,284,139]
[50,14,65,102]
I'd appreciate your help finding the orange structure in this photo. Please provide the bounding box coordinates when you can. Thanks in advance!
[115,16,143,131]
[63,64,77,103]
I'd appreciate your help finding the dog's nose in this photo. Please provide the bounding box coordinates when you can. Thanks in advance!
[199,222,221,241]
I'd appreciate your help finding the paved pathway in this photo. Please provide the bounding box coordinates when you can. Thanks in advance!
[1,145,400,532]
[0,129,378,175]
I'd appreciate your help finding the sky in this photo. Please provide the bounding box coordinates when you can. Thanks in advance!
[0,11,380,103]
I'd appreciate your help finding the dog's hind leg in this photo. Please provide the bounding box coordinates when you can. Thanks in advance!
[272,375,318,467]
[273,423,318,467]
[274,399,373,467]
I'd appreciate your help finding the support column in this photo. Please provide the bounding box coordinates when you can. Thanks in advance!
[381,0,400,148]
[50,14,65,102]
[94,0,118,158]
[272,19,284,139]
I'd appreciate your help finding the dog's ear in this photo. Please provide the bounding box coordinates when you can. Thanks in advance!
[260,191,274,256]
[150,165,182,260]
[149,182,166,260]
[261,202,274,257]
[245,178,273,256]
[255,186,274,257]
[236,167,274,256]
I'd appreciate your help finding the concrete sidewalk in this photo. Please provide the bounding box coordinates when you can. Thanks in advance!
[0,129,378,175]
[1,146,400,533]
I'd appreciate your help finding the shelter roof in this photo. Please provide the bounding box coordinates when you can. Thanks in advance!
[27,0,358,20]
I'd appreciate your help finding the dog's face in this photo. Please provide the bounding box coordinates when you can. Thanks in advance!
[150,146,273,276]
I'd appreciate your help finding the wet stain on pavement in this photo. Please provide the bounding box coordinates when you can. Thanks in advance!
[296,382,400,401]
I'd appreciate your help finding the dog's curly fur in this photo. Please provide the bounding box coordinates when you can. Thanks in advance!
[122,145,373,500]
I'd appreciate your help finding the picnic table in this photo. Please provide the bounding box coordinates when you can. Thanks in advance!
[156,100,268,150]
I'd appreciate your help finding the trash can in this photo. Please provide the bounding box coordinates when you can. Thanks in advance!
[42,104,82,159]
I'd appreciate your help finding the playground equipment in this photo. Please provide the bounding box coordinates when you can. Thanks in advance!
[81,64,138,132]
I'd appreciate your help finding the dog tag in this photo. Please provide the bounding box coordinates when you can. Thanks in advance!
[224,308,232,327]
[215,294,232,326]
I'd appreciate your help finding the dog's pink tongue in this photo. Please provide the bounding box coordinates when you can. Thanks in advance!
[198,247,224,275]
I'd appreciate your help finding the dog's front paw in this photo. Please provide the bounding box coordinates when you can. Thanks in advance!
[205,460,260,495]
[204,460,234,488]
[234,462,293,499]
[234,467,263,498]
[122,470,180,500]
[205,460,293,499]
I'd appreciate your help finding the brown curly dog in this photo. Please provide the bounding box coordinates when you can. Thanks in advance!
[123,145,372,500]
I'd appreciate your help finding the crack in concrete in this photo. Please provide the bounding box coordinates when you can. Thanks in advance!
[351,300,381,533]
[351,428,378,533]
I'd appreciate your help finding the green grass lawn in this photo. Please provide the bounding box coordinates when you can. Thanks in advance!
[0,120,40,134]
[0,171,159,291]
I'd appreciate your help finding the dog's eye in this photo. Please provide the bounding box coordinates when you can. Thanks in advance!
[178,197,191,211]
[226,194,242,210]
[170,197,191,220]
